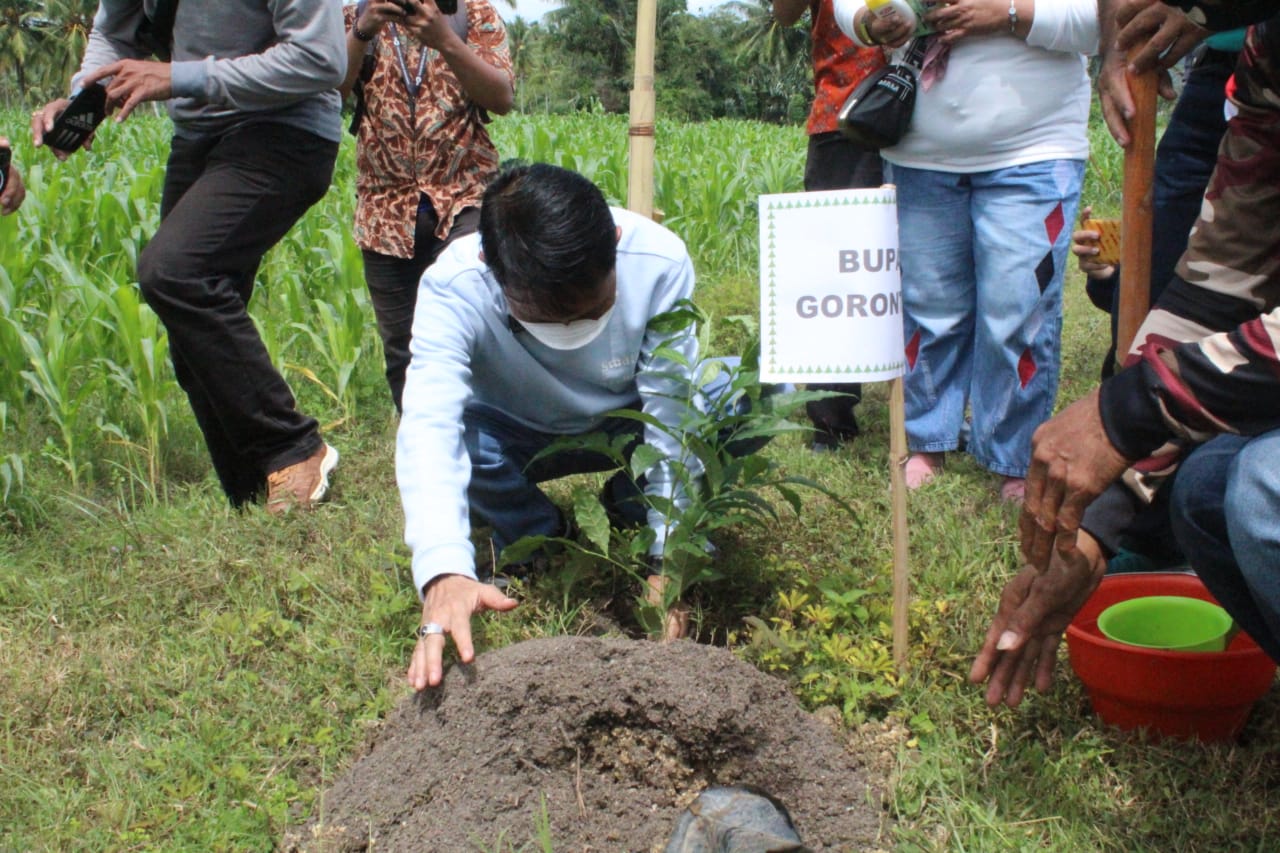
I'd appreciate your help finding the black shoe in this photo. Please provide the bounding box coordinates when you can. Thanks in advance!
[809,413,859,452]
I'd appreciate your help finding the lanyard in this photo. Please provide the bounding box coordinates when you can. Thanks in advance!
[387,23,429,112]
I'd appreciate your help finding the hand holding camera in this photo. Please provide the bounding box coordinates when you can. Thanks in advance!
[356,0,458,43]
[354,1,412,41]
[401,0,469,50]
[0,138,26,216]
[34,83,110,156]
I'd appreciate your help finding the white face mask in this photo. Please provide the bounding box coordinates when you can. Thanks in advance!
[515,304,615,350]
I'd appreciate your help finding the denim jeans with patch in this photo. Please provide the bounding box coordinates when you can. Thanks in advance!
[889,159,1083,477]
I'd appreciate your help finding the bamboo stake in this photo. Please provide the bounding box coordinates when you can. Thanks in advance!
[1116,69,1158,361]
[889,376,909,667]
[627,0,657,219]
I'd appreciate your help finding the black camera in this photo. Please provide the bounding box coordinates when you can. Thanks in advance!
[46,83,109,154]
[395,0,458,15]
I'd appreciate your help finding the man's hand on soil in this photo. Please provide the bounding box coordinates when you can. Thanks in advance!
[407,574,517,691]
[970,533,1106,707]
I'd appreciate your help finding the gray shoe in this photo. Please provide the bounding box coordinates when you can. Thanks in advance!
[664,786,809,853]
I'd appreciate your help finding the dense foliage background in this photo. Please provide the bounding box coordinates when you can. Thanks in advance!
[1,0,813,122]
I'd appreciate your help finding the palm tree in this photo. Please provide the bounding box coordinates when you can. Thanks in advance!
[541,0,692,112]
[39,0,95,95]
[0,0,44,104]
[728,0,811,122]
[731,0,809,74]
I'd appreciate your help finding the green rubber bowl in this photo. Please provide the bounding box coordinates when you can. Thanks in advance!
[1098,595,1234,652]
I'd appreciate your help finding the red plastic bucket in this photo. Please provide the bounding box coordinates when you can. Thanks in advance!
[1065,572,1277,742]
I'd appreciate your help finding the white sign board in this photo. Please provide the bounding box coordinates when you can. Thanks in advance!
[759,188,904,383]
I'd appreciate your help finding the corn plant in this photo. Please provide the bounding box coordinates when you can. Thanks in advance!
[286,292,370,427]
[0,403,25,509]
[96,282,174,496]
[8,304,101,488]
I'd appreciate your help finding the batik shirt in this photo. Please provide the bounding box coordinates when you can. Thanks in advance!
[1100,4,1280,491]
[807,0,885,135]
[344,1,513,258]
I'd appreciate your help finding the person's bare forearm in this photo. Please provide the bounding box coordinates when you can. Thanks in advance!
[772,0,810,27]
[340,32,371,99]
[435,32,514,115]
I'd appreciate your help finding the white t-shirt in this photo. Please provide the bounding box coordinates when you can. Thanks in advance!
[834,0,1098,172]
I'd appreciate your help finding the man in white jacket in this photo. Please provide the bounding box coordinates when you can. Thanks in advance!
[399,164,707,690]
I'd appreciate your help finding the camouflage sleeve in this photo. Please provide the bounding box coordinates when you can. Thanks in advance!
[1164,0,1280,31]
[1098,20,1280,460]
[1099,310,1280,459]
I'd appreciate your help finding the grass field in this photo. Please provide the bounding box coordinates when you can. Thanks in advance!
[2,108,1278,851]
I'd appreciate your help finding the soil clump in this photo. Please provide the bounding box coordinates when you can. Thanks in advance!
[288,635,885,851]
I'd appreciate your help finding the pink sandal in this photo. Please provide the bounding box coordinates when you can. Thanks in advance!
[1000,477,1026,503]
[904,453,943,490]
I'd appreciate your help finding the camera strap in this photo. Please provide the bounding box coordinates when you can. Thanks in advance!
[388,23,430,115]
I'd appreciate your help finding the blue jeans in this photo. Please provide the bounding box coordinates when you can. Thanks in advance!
[889,160,1084,477]
[463,358,773,556]
[1171,432,1280,663]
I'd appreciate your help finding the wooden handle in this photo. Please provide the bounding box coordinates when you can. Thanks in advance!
[1117,69,1158,363]
[627,0,657,219]
[889,376,910,668]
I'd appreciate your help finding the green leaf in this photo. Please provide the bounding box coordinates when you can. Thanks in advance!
[572,488,612,554]
[628,444,664,482]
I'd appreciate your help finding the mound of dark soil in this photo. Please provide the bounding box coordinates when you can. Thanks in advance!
[288,636,884,852]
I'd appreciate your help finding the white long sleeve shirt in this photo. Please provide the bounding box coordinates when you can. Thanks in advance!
[834,0,1098,172]
[396,208,699,595]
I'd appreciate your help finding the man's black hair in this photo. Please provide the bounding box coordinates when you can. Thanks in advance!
[479,163,616,317]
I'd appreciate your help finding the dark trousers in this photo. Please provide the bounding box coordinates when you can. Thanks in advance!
[137,122,338,506]
[361,203,480,411]
[803,131,883,443]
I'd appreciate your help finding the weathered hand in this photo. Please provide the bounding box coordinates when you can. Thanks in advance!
[1096,34,1139,146]
[81,60,172,123]
[0,139,25,216]
[1115,0,1209,76]
[927,0,1008,44]
[1019,389,1130,573]
[970,533,1105,707]
[406,574,517,691]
